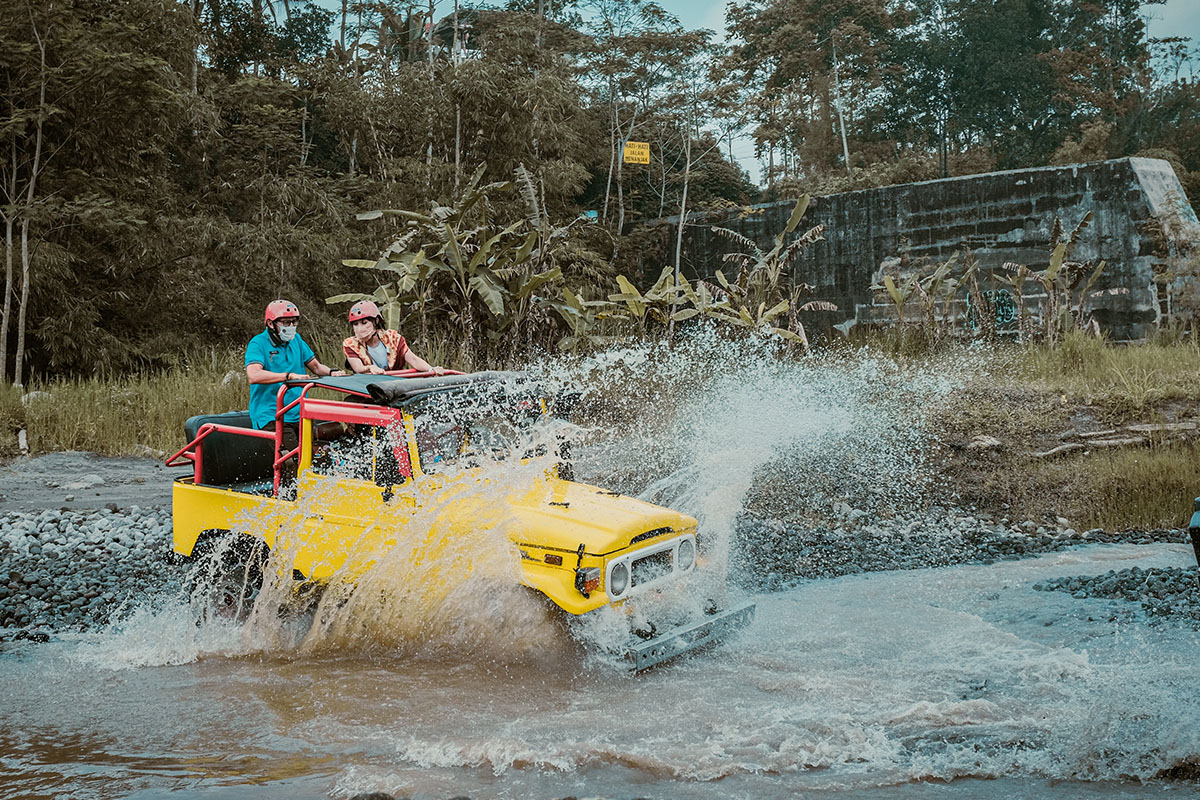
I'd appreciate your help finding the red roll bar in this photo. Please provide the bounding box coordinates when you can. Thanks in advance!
[165,371,463,497]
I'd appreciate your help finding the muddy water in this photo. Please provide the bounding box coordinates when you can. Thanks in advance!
[2,544,1197,799]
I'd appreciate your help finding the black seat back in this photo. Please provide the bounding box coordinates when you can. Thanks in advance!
[184,411,276,486]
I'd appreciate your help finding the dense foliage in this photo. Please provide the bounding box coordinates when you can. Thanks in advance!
[2,0,1198,379]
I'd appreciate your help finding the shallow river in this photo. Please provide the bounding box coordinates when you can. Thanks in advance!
[2,543,1196,799]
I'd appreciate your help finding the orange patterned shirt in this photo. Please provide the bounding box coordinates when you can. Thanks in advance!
[342,329,409,371]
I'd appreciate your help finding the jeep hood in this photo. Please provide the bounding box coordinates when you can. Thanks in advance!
[510,478,696,555]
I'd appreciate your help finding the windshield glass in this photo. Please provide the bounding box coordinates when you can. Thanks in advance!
[410,393,547,474]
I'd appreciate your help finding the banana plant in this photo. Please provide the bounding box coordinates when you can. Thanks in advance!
[346,164,544,368]
[710,195,825,314]
[1029,215,1107,346]
[701,194,827,347]
[326,283,409,332]
[995,261,1033,342]
[336,245,438,341]
[545,287,614,353]
[871,271,920,333]
[607,267,700,338]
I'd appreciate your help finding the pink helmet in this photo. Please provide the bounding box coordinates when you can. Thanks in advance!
[349,300,381,324]
[265,299,299,323]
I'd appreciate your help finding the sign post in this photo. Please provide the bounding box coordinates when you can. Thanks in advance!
[623,141,650,164]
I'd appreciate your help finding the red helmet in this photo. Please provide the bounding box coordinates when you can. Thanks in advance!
[349,300,381,324]
[265,299,299,323]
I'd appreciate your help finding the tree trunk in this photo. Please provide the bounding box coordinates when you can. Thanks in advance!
[452,0,461,192]
[454,101,461,193]
[15,10,48,387]
[14,218,30,387]
[340,0,348,51]
[831,37,852,177]
[668,132,692,342]
[1,214,12,385]
[300,101,309,166]
[461,300,474,371]
[602,90,617,223]
[1,138,16,385]
[616,108,637,233]
[425,0,435,188]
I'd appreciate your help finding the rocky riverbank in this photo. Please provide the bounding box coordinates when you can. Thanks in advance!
[0,506,183,631]
[1035,565,1200,624]
[736,505,1191,578]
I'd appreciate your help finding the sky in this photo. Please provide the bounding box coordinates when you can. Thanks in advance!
[656,0,1200,43]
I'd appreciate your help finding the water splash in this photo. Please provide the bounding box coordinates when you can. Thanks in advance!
[536,327,962,585]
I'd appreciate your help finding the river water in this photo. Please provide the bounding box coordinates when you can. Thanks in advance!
[2,340,1198,798]
[1,544,1197,799]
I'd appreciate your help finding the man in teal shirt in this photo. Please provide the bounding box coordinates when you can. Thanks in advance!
[245,300,344,463]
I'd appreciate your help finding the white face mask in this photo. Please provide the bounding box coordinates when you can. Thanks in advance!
[277,324,297,342]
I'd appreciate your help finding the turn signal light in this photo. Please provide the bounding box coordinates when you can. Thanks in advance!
[575,566,601,597]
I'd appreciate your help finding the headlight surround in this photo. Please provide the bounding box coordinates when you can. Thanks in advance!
[608,561,630,597]
[676,537,696,571]
[604,533,697,601]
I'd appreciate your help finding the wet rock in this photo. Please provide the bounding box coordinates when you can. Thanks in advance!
[1037,565,1200,626]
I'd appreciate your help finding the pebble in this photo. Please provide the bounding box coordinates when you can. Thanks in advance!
[735,506,1190,592]
[1035,566,1200,626]
[0,506,183,633]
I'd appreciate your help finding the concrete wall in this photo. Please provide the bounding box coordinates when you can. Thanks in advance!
[665,157,1199,341]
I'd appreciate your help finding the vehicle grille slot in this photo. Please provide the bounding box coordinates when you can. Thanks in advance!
[630,527,672,545]
[631,549,673,586]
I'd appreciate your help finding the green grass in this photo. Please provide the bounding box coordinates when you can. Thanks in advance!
[6,335,1200,534]
[1028,441,1200,531]
[0,333,464,459]
[0,350,248,457]
[1014,331,1200,414]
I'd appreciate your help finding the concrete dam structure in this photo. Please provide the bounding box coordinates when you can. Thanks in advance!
[664,157,1198,341]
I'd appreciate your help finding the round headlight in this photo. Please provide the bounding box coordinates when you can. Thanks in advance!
[608,561,629,597]
[676,538,696,571]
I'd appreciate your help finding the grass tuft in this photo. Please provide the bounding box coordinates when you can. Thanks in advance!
[0,350,248,458]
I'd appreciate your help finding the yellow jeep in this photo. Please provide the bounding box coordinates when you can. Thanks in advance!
[166,370,753,669]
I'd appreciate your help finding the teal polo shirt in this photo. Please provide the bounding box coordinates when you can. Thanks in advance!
[245,328,316,429]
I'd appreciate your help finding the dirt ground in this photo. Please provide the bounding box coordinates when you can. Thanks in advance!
[0,451,177,512]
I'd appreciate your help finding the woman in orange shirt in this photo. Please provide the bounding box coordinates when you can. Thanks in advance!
[342,301,446,375]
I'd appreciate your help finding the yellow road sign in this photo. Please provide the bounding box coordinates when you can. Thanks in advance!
[623,141,650,164]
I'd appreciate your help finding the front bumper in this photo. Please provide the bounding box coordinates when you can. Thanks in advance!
[626,601,756,671]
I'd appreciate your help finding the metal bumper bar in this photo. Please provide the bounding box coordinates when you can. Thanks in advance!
[627,601,756,671]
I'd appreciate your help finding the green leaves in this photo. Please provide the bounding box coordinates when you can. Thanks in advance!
[339,164,574,366]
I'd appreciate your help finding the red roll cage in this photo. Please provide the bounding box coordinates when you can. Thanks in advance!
[165,369,460,496]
